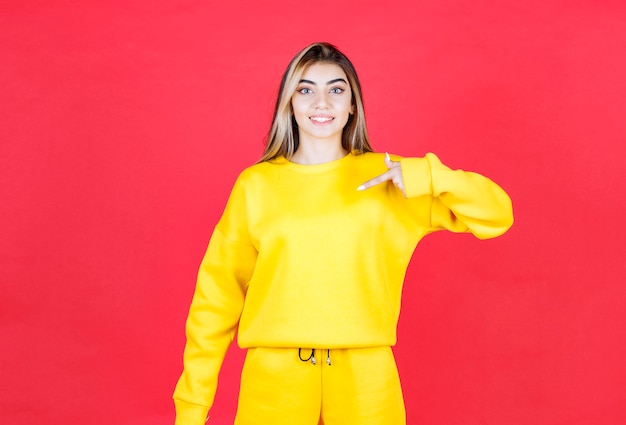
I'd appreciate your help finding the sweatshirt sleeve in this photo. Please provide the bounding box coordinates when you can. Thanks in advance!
[400,152,513,239]
[173,175,258,425]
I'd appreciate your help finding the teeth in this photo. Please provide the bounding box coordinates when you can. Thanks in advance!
[311,117,333,122]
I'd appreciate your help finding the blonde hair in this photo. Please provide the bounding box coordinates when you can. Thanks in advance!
[259,42,373,162]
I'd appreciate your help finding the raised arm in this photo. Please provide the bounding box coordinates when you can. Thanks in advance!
[358,152,514,239]
[403,152,513,238]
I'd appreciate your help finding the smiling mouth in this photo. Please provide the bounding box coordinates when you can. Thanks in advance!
[309,116,334,124]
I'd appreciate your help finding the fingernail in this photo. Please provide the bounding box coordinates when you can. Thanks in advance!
[385,152,391,161]
[356,185,365,191]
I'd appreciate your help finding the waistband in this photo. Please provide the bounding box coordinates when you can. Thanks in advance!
[298,348,332,365]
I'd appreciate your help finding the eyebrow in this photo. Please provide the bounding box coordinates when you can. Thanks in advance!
[299,78,348,85]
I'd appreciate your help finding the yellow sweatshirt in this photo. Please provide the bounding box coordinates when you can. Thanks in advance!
[173,152,513,424]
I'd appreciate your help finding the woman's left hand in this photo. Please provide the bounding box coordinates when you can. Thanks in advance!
[357,153,406,196]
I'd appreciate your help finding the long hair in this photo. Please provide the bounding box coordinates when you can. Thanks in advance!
[259,42,373,163]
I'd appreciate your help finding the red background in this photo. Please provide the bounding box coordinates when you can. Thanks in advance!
[2,1,626,424]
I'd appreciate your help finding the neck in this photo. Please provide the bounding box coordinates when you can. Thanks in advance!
[291,137,348,165]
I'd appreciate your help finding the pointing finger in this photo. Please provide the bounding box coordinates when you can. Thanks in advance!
[356,169,394,191]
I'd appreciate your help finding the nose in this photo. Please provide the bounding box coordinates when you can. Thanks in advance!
[314,91,330,109]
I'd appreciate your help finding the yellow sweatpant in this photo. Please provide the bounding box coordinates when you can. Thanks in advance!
[234,346,406,425]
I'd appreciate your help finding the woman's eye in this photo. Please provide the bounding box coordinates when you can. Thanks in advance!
[298,87,313,94]
[330,87,345,94]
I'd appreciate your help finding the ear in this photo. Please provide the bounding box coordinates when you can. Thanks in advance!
[350,102,355,115]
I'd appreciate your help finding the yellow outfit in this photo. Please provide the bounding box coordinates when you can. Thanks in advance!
[235,347,405,425]
[173,152,513,425]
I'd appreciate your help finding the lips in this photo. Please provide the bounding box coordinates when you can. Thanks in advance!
[309,115,334,125]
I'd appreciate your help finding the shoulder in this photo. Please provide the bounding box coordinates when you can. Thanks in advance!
[231,158,287,190]
[238,157,285,178]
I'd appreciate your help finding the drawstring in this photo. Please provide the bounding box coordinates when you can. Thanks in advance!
[298,348,316,365]
[298,348,331,366]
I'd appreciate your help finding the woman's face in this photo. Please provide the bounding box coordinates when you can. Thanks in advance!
[291,62,354,146]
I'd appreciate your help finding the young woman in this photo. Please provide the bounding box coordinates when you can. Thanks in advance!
[173,42,514,425]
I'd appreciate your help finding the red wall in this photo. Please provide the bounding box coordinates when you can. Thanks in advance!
[2,1,626,424]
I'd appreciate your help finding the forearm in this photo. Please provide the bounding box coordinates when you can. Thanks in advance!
[401,153,514,238]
